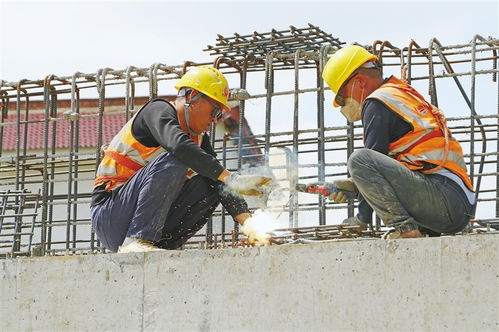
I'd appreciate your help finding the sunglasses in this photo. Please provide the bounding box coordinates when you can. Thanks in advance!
[335,73,358,107]
[202,95,223,120]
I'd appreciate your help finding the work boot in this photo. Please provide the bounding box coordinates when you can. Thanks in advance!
[118,237,165,253]
[341,216,368,231]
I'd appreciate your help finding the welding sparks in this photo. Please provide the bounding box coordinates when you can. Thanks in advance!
[242,209,278,246]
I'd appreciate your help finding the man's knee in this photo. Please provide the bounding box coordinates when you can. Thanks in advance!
[180,176,220,206]
[348,148,375,175]
[186,175,217,194]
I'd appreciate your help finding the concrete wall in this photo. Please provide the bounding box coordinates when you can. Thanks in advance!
[1,235,498,332]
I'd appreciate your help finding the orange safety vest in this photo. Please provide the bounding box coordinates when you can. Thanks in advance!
[94,106,203,192]
[367,76,474,191]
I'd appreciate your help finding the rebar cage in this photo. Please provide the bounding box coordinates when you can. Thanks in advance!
[1,25,498,257]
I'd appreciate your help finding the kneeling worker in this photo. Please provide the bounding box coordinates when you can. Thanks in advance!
[91,66,270,252]
[322,45,475,238]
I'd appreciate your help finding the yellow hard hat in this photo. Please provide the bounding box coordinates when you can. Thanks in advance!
[322,45,378,107]
[175,66,231,111]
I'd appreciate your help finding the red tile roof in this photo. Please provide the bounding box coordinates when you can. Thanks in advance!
[1,112,127,151]
[1,96,163,151]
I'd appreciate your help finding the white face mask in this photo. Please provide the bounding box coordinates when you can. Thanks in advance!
[340,82,364,123]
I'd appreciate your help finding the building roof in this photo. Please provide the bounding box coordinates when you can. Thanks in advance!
[0,97,153,151]
[1,112,127,151]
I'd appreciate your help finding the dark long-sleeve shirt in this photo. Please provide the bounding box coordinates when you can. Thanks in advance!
[357,97,413,223]
[131,99,225,180]
[92,99,249,217]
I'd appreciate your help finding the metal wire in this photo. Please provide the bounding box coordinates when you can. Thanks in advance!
[0,28,498,257]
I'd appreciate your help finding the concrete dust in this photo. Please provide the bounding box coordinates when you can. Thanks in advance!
[235,147,299,244]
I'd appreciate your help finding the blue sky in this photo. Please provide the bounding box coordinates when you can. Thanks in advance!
[1,0,497,81]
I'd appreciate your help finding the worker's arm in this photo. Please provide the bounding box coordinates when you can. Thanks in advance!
[133,100,225,181]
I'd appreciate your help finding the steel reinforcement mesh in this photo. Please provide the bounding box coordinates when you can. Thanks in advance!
[0,26,498,257]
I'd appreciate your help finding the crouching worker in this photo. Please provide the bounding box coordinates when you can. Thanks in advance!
[322,45,476,238]
[90,66,270,253]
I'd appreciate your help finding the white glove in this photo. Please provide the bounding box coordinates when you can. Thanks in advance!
[225,173,272,196]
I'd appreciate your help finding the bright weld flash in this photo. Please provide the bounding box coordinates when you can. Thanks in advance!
[242,209,277,246]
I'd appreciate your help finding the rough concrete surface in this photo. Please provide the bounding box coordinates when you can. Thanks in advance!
[1,235,498,332]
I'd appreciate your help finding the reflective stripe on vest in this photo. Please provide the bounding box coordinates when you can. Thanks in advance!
[94,103,202,191]
[367,76,474,191]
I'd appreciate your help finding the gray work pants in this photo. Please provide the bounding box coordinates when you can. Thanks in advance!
[348,148,474,233]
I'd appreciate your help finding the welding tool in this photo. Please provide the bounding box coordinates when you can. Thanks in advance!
[296,182,357,199]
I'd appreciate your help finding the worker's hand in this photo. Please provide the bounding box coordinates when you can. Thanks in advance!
[225,173,273,196]
[234,212,252,225]
[341,216,368,231]
[242,217,271,246]
[328,178,358,203]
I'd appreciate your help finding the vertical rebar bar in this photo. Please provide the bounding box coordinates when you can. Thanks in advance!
[95,69,109,168]
[0,93,8,158]
[221,133,229,242]
[47,90,58,250]
[206,120,217,241]
[0,190,8,232]
[125,66,136,122]
[11,190,26,253]
[235,56,249,236]
[264,52,275,167]
[428,39,439,107]
[15,82,23,191]
[149,63,161,100]
[66,113,75,251]
[20,88,29,190]
[41,75,53,254]
[292,49,301,228]
[497,71,499,219]
[470,38,477,190]
[237,57,249,170]
[71,74,81,249]
[28,189,41,254]
[317,46,330,226]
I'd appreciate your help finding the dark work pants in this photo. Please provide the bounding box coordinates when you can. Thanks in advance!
[348,148,474,234]
[90,152,220,252]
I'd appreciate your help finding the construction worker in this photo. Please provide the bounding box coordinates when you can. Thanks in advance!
[90,66,270,253]
[322,45,475,238]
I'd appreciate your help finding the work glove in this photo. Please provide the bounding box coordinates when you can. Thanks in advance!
[328,178,358,203]
[381,229,402,239]
[225,173,273,196]
[242,216,271,246]
[341,216,368,231]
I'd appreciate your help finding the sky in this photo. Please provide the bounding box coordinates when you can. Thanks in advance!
[0,0,497,82]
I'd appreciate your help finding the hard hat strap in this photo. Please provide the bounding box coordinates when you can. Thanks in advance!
[184,93,203,136]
